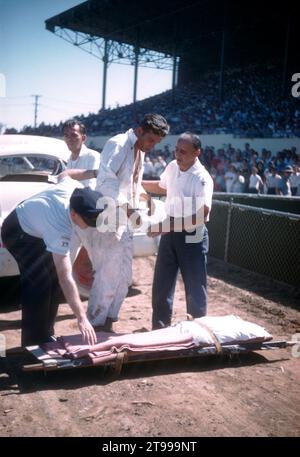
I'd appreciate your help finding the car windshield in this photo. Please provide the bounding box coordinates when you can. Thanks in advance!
[0,154,65,178]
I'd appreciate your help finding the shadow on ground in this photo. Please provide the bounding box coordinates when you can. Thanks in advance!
[0,350,288,396]
[208,257,300,309]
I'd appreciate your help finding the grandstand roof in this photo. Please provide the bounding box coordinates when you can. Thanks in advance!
[45,0,299,68]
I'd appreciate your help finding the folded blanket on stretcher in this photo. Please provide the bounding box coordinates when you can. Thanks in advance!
[42,315,272,366]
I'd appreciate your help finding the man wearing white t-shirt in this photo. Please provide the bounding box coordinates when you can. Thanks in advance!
[249,167,263,193]
[224,165,237,193]
[63,119,100,189]
[142,132,213,329]
[1,179,102,346]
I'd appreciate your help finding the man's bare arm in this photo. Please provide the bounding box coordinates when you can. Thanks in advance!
[148,205,209,237]
[142,180,166,195]
[57,169,97,182]
[52,253,97,345]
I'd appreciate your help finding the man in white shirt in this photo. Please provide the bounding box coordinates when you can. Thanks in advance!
[265,166,282,195]
[224,165,237,193]
[60,114,169,331]
[290,165,300,196]
[249,167,263,193]
[63,119,100,188]
[142,132,213,329]
[1,179,102,346]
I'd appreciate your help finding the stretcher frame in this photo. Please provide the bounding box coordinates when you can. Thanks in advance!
[23,340,295,375]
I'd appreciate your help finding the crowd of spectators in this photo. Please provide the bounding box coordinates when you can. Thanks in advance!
[201,143,300,196]
[5,63,300,195]
[11,64,300,139]
[143,142,300,196]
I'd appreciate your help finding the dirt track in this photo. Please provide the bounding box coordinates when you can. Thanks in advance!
[0,256,300,437]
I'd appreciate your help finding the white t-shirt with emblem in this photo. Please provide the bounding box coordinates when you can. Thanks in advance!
[16,177,83,255]
[159,159,213,221]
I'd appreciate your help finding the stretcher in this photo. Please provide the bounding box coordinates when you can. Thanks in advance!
[22,315,295,375]
[23,339,294,374]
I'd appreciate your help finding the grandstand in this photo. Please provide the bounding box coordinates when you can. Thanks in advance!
[6,0,298,139]
[17,65,300,139]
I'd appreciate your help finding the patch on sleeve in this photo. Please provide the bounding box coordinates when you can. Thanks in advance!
[61,236,70,248]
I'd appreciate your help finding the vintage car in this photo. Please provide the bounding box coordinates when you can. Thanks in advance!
[0,135,161,301]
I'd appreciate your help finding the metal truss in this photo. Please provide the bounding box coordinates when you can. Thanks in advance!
[52,27,175,70]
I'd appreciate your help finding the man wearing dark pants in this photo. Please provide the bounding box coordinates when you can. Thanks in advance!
[1,179,101,346]
[142,132,213,329]
[2,211,62,345]
[151,227,209,329]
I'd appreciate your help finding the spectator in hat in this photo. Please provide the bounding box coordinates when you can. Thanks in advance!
[276,165,293,196]
[1,178,102,346]
[265,166,282,195]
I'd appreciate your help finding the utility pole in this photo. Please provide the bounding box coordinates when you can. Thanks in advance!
[31,94,41,129]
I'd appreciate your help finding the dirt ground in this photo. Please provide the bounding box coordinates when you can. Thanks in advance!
[0,256,300,437]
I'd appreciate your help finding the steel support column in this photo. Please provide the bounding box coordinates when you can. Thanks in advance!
[102,38,109,110]
[282,15,291,98]
[133,47,139,103]
[219,27,226,103]
[133,30,140,104]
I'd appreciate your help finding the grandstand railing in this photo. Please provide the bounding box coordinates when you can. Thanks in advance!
[207,200,300,287]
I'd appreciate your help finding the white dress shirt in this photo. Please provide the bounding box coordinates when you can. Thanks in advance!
[159,159,213,221]
[96,128,144,209]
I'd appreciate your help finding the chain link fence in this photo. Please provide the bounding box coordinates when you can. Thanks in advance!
[207,200,300,287]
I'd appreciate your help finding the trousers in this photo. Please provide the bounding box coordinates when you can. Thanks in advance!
[1,210,63,346]
[152,226,209,329]
[75,226,133,326]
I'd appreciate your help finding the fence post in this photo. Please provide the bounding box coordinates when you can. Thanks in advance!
[224,197,233,263]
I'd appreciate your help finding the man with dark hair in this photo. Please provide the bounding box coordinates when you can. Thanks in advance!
[142,132,213,329]
[63,119,100,188]
[1,179,102,346]
[60,114,169,331]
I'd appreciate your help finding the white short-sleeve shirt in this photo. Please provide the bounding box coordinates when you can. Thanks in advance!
[16,178,83,255]
[249,174,263,190]
[67,144,100,188]
[159,159,213,221]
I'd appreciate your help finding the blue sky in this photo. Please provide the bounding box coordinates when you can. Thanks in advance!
[0,0,172,130]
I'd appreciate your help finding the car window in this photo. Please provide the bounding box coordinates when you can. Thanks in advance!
[0,154,65,178]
